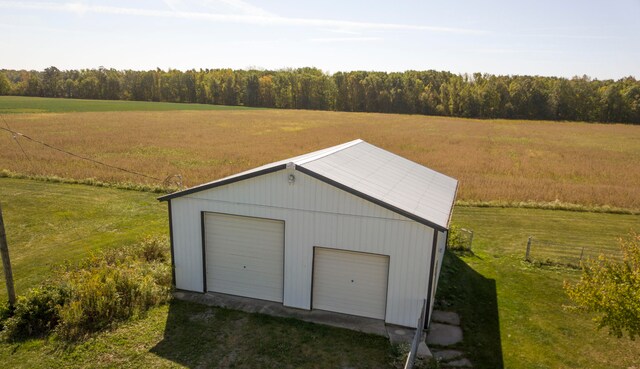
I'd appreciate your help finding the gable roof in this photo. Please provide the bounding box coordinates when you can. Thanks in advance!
[158,139,458,231]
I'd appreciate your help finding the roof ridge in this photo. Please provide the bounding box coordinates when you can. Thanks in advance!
[292,139,363,167]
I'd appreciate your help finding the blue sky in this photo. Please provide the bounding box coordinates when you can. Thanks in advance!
[1,0,638,79]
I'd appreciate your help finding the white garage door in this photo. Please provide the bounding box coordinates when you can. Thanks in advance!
[204,213,284,303]
[312,248,389,319]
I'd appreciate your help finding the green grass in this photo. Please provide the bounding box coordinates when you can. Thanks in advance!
[1,178,639,368]
[437,208,640,369]
[0,299,397,368]
[453,207,639,256]
[0,96,254,113]
[0,178,401,368]
[0,178,167,300]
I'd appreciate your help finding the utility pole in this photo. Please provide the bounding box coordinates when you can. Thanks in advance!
[0,203,16,307]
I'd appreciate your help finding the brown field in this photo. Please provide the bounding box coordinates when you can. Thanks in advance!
[2,109,639,209]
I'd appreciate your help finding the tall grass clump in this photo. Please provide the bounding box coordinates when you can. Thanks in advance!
[0,284,68,339]
[0,236,172,341]
[447,224,473,252]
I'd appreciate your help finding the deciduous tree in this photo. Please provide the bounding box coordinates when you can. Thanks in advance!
[564,232,640,340]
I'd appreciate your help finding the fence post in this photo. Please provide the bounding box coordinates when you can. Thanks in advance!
[0,203,16,307]
[579,247,584,261]
[525,236,532,261]
[469,230,474,250]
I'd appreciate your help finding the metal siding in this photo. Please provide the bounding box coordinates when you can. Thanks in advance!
[170,198,204,292]
[429,230,448,321]
[424,230,447,324]
[172,170,433,327]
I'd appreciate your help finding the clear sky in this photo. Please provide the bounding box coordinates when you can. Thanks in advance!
[1,0,638,79]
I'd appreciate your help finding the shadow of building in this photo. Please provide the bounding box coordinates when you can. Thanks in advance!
[434,251,504,368]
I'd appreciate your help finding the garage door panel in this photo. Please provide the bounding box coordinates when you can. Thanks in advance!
[208,278,283,298]
[207,252,282,267]
[205,213,284,303]
[312,248,389,320]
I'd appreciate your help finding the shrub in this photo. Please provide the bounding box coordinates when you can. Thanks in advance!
[0,236,172,341]
[447,224,472,252]
[564,232,640,340]
[55,238,172,340]
[137,235,169,263]
[1,284,67,340]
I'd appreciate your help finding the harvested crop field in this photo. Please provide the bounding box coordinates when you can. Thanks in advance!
[2,108,639,209]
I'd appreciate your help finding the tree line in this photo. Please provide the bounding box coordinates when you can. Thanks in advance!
[1,66,639,124]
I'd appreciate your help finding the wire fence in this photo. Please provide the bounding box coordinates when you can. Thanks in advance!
[525,236,622,267]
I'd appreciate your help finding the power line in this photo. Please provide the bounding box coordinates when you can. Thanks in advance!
[1,115,33,169]
[0,124,162,181]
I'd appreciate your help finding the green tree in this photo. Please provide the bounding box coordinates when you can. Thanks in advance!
[258,75,275,107]
[64,78,77,98]
[599,84,625,123]
[25,72,43,96]
[42,66,63,97]
[564,232,640,339]
[245,73,260,107]
[78,75,99,99]
[621,82,640,123]
[0,72,10,95]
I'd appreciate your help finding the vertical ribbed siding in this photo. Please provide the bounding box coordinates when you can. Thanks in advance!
[433,231,447,302]
[171,169,435,327]
[170,199,204,292]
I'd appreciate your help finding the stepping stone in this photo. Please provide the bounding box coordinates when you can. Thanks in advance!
[432,349,464,361]
[426,323,463,346]
[431,310,461,325]
[444,358,473,367]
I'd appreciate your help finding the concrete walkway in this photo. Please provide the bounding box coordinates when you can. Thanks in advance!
[175,291,444,362]
[175,290,398,338]
[426,310,473,368]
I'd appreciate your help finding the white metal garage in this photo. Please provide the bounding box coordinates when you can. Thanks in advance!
[204,213,284,302]
[312,248,389,319]
[160,139,458,328]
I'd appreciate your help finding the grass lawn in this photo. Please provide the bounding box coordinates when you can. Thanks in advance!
[442,207,640,368]
[0,96,253,114]
[0,178,400,368]
[0,299,396,369]
[0,178,639,368]
[0,178,167,299]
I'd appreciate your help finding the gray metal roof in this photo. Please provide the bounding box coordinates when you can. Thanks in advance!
[159,139,458,230]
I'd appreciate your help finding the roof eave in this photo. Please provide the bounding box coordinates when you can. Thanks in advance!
[157,164,287,202]
[446,181,460,230]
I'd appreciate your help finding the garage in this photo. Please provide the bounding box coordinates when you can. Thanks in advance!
[312,247,389,319]
[204,212,284,303]
[161,139,458,328]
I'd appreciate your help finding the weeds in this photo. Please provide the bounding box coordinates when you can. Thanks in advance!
[0,236,172,341]
[0,169,177,194]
